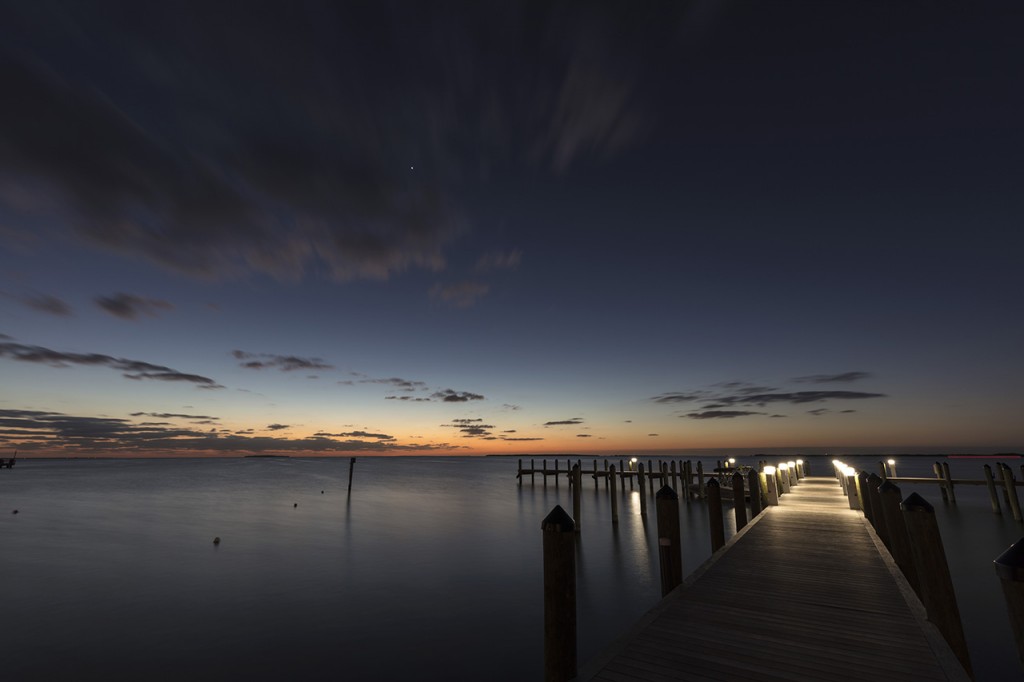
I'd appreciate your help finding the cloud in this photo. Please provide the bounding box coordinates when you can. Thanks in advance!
[686,411,764,420]
[0,409,453,454]
[385,396,431,402]
[807,409,829,416]
[792,371,872,384]
[96,293,173,319]
[502,404,521,411]
[544,418,584,426]
[648,433,659,437]
[653,385,886,410]
[0,338,222,388]
[314,430,394,440]
[360,377,427,391]
[576,434,592,438]
[441,419,495,438]
[840,409,857,414]
[130,412,219,421]
[430,281,489,308]
[432,389,485,402]
[651,392,706,404]
[266,423,290,431]
[21,294,72,316]
[501,437,544,442]
[475,249,522,272]
[232,350,333,372]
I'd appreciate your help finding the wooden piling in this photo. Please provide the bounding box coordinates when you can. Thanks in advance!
[592,460,598,489]
[901,493,972,676]
[778,466,791,494]
[707,478,725,552]
[609,464,618,525]
[638,463,648,518]
[544,459,548,487]
[554,459,559,487]
[845,471,860,510]
[603,460,609,489]
[941,461,956,503]
[748,469,762,517]
[856,471,874,527]
[878,482,919,597]
[683,461,692,502]
[732,471,747,531]
[1002,464,1023,522]
[933,462,948,502]
[670,460,678,490]
[531,459,536,484]
[866,473,890,550]
[571,464,582,533]
[697,461,706,499]
[984,464,1002,514]
[655,485,682,596]
[762,469,779,506]
[542,505,577,682]
[994,537,1024,671]
[347,457,356,495]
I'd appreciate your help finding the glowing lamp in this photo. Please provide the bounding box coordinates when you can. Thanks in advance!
[764,466,776,475]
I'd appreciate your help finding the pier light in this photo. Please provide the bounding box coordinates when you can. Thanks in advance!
[887,458,897,478]
[630,457,637,471]
[796,458,805,478]
[842,467,860,510]
[762,467,780,505]
[777,463,791,493]
[728,457,736,465]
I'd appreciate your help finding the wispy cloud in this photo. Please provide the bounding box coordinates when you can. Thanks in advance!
[360,377,427,391]
[544,418,584,426]
[232,350,333,372]
[686,410,763,420]
[314,430,394,440]
[792,371,872,384]
[475,249,522,272]
[430,281,490,308]
[22,294,72,316]
[432,388,485,402]
[130,412,219,421]
[265,423,290,431]
[0,338,222,388]
[96,293,173,319]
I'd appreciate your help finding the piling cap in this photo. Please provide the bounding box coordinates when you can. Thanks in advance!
[994,538,1024,582]
[867,472,882,486]
[900,492,934,513]
[541,505,576,533]
[878,481,901,496]
[706,477,720,489]
[857,470,870,482]
[655,485,677,500]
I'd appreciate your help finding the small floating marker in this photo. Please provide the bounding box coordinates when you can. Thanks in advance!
[12,509,18,514]
[213,536,221,545]
[294,503,298,508]
[321,490,324,494]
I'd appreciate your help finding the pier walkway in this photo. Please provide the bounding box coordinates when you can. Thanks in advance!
[577,477,969,681]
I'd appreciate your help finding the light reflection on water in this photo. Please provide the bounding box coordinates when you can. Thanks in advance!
[0,455,1020,680]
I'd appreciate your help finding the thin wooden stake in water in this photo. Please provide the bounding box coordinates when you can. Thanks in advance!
[638,463,648,518]
[542,505,577,682]
[697,461,706,499]
[933,462,949,503]
[985,464,1002,514]
[571,464,582,533]
[609,464,618,525]
[655,485,682,595]
[942,461,956,503]
[732,471,747,531]
[707,478,725,552]
[347,457,356,495]
[1003,463,1023,522]
[994,537,1024,671]
[901,493,972,676]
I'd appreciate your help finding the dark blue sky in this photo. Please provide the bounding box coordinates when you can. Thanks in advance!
[1,1,1022,456]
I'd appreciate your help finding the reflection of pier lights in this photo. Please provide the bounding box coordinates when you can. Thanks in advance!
[762,466,780,505]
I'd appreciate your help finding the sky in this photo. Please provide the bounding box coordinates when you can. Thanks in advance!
[1,1,1022,458]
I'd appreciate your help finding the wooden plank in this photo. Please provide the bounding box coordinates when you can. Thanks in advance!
[577,477,969,682]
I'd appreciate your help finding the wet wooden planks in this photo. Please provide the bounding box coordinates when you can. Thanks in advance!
[580,477,963,682]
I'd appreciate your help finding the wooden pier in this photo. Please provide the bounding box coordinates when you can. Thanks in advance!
[575,477,970,681]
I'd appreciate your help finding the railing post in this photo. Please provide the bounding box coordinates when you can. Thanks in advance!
[878,460,887,480]
[762,467,779,506]
[866,473,890,549]
[638,463,648,518]
[778,464,791,494]
[901,493,972,676]
[732,471,748,531]
[845,470,860,510]
[571,464,581,533]
[542,506,577,682]
[878,482,919,597]
[856,472,873,526]
[707,478,725,552]
[984,464,1002,514]
[748,469,762,517]
[994,537,1024,671]
[656,485,683,595]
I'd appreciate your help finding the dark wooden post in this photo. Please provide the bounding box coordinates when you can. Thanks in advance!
[554,459,559,487]
[844,470,860,510]
[697,461,706,499]
[933,462,948,502]
[901,493,972,676]
[656,485,683,595]
[542,506,577,682]
[941,461,956,503]
[571,464,581,533]
[603,459,609,489]
[531,459,536,484]
[609,464,618,525]
[638,463,648,518]
[763,467,779,506]
[1003,464,1023,522]
[994,537,1024,671]
[707,478,725,552]
[878,460,887,480]
[544,459,548,487]
[866,473,891,550]
[670,460,678,490]
[982,464,1001,514]
[855,472,872,525]
[682,461,691,502]
[878,482,920,597]
[347,457,356,495]
[518,459,523,486]
[748,469,762,517]
[732,471,748,530]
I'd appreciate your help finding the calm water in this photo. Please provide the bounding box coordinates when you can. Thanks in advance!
[0,455,1020,680]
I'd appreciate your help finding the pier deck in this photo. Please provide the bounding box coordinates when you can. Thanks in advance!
[577,477,969,681]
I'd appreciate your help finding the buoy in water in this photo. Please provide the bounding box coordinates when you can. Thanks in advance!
[213,536,221,545]
[294,503,298,508]
[12,509,18,514]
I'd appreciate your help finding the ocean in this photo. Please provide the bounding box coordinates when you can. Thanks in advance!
[1,455,1020,680]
